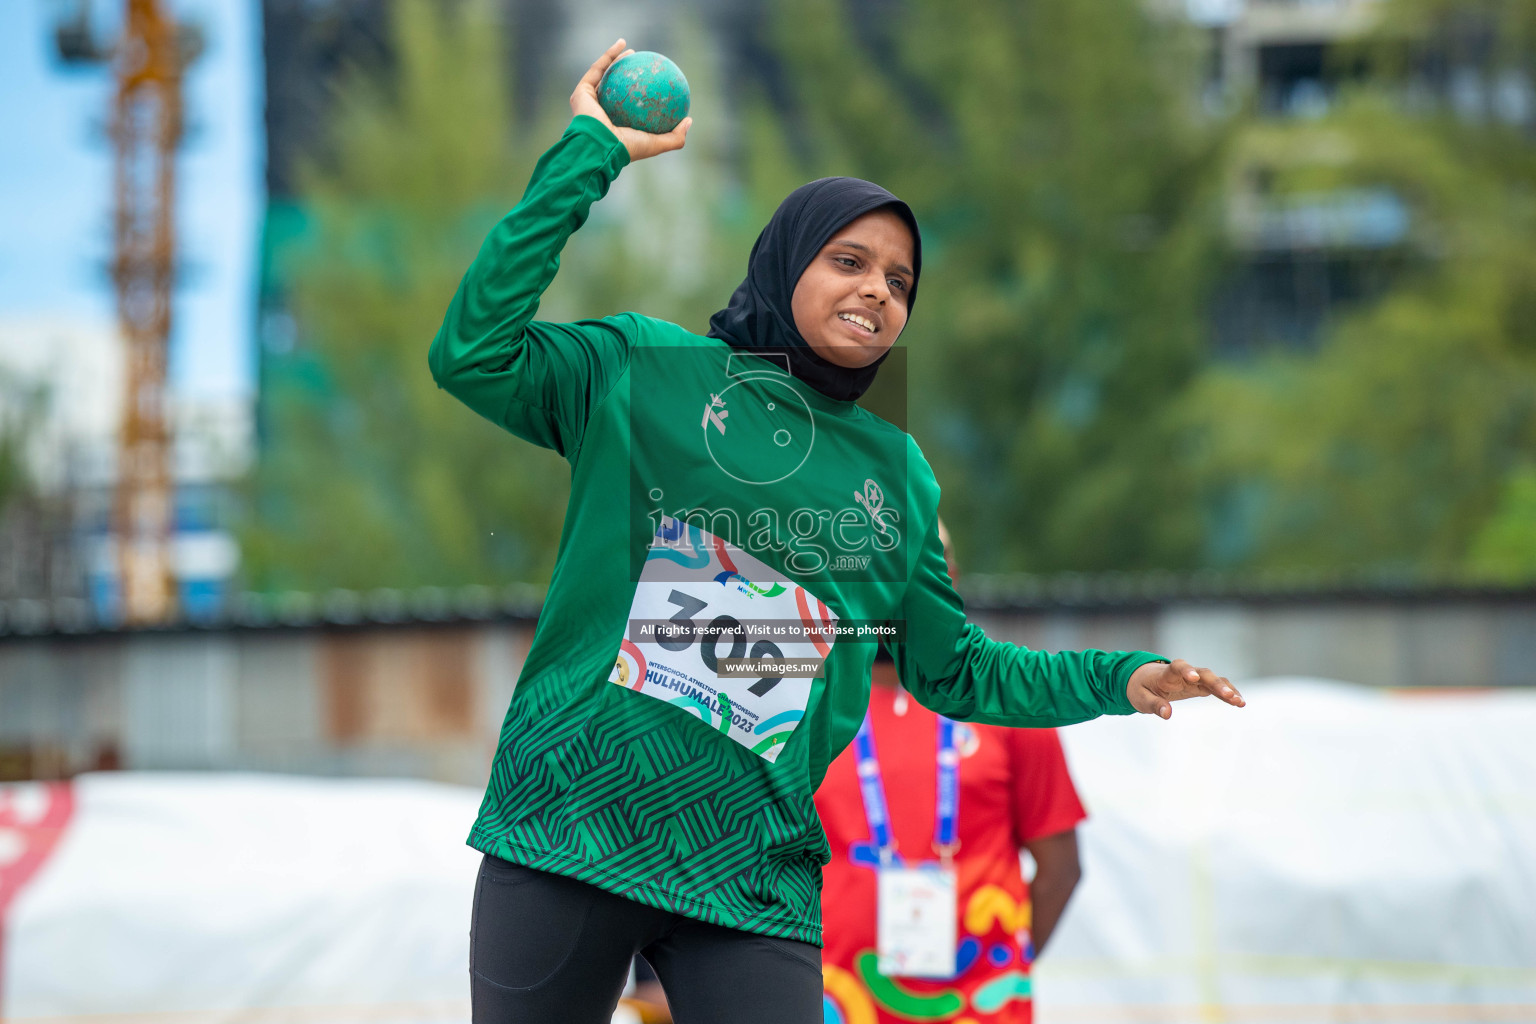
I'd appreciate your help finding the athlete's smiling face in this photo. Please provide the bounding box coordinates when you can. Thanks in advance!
[790,208,915,369]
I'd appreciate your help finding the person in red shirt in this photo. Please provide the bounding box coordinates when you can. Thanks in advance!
[816,521,1087,1024]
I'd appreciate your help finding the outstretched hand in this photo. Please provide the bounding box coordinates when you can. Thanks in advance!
[1128,659,1245,720]
[570,39,692,162]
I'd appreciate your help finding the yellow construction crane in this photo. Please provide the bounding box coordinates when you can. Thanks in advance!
[55,0,199,624]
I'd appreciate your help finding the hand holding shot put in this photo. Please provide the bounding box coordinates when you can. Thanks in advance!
[570,39,691,163]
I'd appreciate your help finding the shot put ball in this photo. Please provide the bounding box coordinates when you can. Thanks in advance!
[597,51,691,135]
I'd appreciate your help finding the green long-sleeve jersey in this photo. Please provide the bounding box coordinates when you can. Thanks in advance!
[429,115,1163,945]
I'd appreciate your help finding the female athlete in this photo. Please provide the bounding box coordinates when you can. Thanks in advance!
[430,40,1244,1024]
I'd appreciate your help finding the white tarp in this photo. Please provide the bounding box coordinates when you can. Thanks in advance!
[3,773,485,1024]
[3,680,1534,1024]
[1040,679,1536,1024]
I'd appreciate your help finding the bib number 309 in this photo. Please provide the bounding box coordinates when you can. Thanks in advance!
[654,589,785,696]
[608,517,837,763]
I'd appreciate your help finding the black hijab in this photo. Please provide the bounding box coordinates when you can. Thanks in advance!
[707,177,922,403]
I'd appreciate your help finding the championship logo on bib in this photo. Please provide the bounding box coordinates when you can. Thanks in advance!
[608,516,837,762]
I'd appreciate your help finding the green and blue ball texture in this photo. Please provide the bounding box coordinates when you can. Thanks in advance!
[597,51,691,135]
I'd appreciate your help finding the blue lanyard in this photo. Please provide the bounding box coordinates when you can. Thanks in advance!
[935,717,960,853]
[853,707,960,867]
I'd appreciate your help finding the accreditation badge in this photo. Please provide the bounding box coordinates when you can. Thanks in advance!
[876,865,958,978]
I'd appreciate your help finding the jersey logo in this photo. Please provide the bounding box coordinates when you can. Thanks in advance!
[702,393,729,435]
[855,479,897,537]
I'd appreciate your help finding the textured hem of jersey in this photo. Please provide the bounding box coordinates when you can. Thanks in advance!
[467,827,825,947]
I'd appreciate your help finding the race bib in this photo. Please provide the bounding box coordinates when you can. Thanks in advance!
[608,516,837,763]
[877,866,959,978]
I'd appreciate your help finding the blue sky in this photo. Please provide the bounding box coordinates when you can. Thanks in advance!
[0,0,264,401]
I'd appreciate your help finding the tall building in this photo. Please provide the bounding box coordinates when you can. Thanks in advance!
[1192,0,1408,352]
[1200,0,1533,352]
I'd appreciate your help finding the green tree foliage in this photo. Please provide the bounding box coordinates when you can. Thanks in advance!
[246,0,1536,589]
[245,3,771,591]
[244,0,572,590]
[1193,0,1536,576]
[247,0,1234,588]
[761,0,1231,572]
[1469,466,1536,581]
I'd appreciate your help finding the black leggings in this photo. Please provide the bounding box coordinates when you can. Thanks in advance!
[470,854,824,1024]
